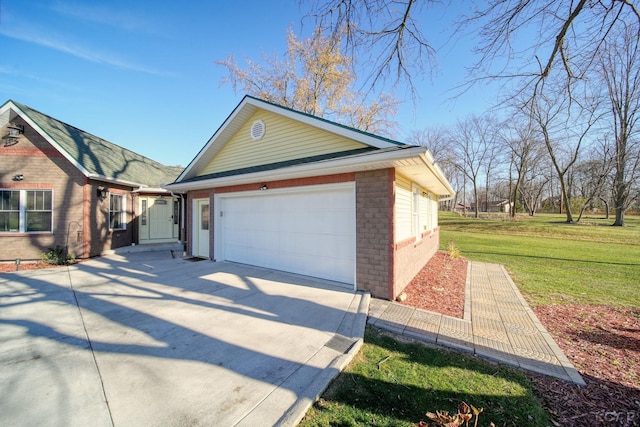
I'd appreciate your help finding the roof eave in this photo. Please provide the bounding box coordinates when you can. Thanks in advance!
[165,146,455,198]
[88,174,147,189]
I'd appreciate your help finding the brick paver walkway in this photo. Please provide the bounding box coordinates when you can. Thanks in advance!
[367,261,586,385]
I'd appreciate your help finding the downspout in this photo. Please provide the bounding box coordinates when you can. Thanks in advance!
[170,191,186,252]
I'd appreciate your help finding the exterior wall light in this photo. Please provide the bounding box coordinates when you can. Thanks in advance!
[3,123,24,147]
[259,184,268,191]
[97,187,109,199]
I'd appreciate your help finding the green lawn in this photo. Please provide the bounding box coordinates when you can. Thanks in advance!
[301,212,638,426]
[300,328,549,427]
[440,212,640,307]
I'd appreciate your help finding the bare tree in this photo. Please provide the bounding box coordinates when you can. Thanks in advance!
[501,119,546,217]
[466,1,640,99]
[573,142,614,222]
[304,1,639,102]
[304,0,437,97]
[407,127,462,211]
[519,160,549,216]
[217,26,398,135]
[528,81,601,223]
[448,115,498,218]
[598,24,640,226]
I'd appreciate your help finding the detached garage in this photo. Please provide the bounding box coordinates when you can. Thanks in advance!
[166,96,454,300]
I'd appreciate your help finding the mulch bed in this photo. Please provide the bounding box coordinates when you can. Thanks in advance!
[0,261,54,273]
[400,251,640,426]
[398,251,467,318]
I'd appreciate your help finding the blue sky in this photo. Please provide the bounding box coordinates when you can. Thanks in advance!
[0,1,503,167]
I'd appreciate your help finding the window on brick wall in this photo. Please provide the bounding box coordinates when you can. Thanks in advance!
[0,189,53,233]
[109,194,125,230]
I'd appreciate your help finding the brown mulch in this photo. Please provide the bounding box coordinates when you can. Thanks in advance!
[400,252,640,427]
[398,251,467,318]
[0,261,53,273]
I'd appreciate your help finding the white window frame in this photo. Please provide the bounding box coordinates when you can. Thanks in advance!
[412,185,421,241]
[109,193,126,230]
[0,189,53,233]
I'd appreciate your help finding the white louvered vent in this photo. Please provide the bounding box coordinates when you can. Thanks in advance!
[250,120,266,140]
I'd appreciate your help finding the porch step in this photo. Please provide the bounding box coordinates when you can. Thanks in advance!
[106,242,185,256]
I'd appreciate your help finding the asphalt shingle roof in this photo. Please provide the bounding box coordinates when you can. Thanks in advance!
[11,101,182,187]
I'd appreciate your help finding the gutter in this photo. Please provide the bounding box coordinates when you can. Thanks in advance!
[165,146,455,199]
[165,146,426,191]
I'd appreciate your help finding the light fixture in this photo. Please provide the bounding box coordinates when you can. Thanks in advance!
[12,174,24,181]
[3,123,24,147]
[7,123,24,137]
[259,184,268,191]
[97,187,109,199]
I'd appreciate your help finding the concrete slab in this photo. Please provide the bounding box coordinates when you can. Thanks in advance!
[0,253,368,426]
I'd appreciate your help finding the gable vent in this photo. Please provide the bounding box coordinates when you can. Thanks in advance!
[250,120,266,140]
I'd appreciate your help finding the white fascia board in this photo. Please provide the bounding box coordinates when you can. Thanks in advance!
[133,187,174,194]
[165,146,428,192]
[417,152,456,200]
[176,97,256,182]
[88,174,147,189]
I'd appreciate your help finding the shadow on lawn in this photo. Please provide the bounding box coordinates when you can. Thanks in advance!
[311,327,549,426]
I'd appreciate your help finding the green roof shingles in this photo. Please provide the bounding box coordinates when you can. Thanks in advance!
[13,101,182,187]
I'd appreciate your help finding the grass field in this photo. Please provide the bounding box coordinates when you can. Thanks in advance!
[439,212,640,307]
[300,328,549,427]
[301,212,639,426]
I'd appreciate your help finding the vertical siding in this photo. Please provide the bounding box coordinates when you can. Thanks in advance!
[199,109,367,176]
[394,173,412,242]
[430,195,438,229]
[420,191,429,231]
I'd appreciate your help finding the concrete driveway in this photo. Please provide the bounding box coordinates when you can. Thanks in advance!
[0,251,367,427]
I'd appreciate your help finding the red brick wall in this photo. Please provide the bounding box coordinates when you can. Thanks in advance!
[0,118,86,260]
[392,228,440,299]
[0,118,135,260]
[85,182,135,257]
[214,173,355,194]
[355,169,395,299]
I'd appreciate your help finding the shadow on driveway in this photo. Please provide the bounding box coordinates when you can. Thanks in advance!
[0,252,365,426]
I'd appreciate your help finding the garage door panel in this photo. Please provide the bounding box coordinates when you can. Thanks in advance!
[218,185,355,285]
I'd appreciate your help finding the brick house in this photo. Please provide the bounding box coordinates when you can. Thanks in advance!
[166,96,454,300]
[0,100,183,262]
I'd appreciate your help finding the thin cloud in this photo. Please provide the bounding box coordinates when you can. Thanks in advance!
[0,27,173,77]
[49,1,161,35]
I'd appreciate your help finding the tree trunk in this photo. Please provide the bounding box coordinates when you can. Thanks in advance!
[612,160,627,226]
[600,197,610,219]
[613,204,625,226]
[558,173,574,223]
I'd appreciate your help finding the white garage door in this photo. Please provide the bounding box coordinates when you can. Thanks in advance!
[215,183,356,285]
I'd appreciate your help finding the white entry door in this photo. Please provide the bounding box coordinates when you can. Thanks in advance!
[149,198,173,239]
[194,199,210,258]
[215,183,355,285]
